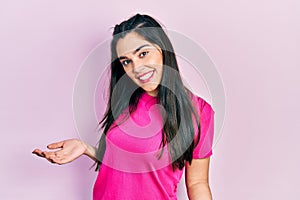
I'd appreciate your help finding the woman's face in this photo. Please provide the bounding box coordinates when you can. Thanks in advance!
[116,32,163,97]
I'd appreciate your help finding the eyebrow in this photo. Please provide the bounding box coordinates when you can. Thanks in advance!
[118,44,151,60]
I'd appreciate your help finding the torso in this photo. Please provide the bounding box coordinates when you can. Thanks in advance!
[93,91,214,200]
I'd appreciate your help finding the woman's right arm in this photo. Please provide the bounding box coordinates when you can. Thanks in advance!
[32,139,98,164]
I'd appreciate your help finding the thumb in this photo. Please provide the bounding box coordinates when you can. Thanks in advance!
[47,141,64,149]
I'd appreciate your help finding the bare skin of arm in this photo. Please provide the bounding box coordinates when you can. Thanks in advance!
[32,139,97,164]
[185,157,212,200]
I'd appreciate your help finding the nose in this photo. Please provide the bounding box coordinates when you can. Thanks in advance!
[131,57,145,74]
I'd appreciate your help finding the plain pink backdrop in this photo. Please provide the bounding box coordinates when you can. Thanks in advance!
[0,1,299,199]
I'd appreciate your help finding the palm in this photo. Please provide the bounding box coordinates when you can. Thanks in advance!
[32,139,87,165]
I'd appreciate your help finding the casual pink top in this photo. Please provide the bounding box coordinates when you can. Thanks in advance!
[93,92,215,200]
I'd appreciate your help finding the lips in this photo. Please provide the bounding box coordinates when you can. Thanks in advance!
[137,70,155,83]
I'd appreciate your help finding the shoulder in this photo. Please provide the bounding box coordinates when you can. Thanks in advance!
[188,92,215,159]
[188,92,214,121]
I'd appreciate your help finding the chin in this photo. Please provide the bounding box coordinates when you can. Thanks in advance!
[143,87,157,93]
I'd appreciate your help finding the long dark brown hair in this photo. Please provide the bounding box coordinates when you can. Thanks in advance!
[95,14,201,171]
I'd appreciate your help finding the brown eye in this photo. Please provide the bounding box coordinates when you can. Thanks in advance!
[139,51,149,58]
[121,60,131,66]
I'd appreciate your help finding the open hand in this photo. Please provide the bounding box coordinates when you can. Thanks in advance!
[32,139,87,165]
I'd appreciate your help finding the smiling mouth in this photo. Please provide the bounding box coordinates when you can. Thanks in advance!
[137,70,155,83]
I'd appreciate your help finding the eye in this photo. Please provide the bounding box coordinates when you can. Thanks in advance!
[139,51,149,58]
[121,60,131,66]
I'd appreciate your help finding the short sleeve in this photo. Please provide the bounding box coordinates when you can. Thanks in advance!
[192,97,215,159]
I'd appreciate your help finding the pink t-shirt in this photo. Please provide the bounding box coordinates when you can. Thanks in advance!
[93,92,214,200]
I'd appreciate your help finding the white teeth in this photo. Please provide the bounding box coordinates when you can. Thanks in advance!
[139,71,154,80]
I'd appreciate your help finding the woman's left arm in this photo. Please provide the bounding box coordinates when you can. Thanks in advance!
[185,157,212,200]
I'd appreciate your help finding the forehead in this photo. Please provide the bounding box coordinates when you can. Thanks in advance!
[116,32,153,56]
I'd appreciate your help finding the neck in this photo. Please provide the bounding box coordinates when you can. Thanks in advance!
[146,90,158,97]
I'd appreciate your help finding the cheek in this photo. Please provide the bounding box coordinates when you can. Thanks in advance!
[153,53,163,65]
[158,66,163,79]
[154,54,163,72]
[123,67,135,79]
[122,65,130,73]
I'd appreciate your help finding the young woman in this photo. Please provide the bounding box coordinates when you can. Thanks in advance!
[32,14,215,200]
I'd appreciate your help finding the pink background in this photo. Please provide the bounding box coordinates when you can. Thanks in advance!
[1,0,299,199]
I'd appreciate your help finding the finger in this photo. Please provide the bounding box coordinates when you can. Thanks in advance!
[43,150,71,165]
[47,149,64,158]
[47,141,64,149]
[32,149,61,164]
[53,149,64,155]
[32,149,46,157]
[44,151,66,161]
[47,157,57,164]
[48,155,67,165]
[43,151,56,160]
